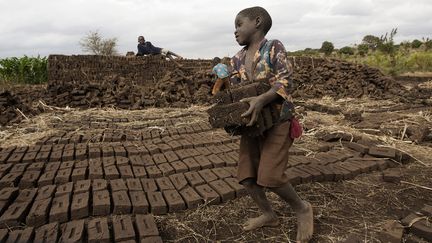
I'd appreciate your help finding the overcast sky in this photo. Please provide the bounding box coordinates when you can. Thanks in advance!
[0,0,431,59]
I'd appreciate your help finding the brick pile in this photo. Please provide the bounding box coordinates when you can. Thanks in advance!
[0,91,38,126]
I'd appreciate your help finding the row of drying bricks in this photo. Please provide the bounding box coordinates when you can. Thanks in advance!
[0,214,162,243]
[0,168,245,228]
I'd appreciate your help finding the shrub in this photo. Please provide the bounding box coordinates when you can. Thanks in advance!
[411,39,422,49]
[339,46,354,55]
[320,41,334,56]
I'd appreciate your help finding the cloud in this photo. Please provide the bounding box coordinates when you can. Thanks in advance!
[0,0,431,58]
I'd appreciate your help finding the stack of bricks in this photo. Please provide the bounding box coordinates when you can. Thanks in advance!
[207,82,279,136]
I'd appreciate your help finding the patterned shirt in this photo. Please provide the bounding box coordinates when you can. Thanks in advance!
[231,38,295,121]
[212,63,230,79]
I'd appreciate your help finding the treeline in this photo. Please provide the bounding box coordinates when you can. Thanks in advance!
[288,28,432,75]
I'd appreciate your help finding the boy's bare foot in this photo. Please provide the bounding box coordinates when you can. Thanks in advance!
[296,201,313,242]
[243,214,279,231]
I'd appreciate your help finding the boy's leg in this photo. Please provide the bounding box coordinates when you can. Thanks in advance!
[269,183,313,242]
[241,178,278,231]
[212,78,224,95]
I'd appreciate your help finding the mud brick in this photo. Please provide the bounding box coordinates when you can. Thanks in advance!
[103,156,116,167]
[15,188,37,202]
[145,143,160,155]
[209,179,236,202]
[37,171,56,187]
[124,146,139,157]
[167,140,182,150]
[182,157,200,171]
[297,165,324,182]
[224,177,246,197]
[49,194,70,223]
[27,145,41,153]
[93,190,111,216]
[184,171,205,187]
[286,168,301,185]
[118,165,134,179]
[126,178,143,191]
[198,169,218,183]
[61,219,85,242]
[130,167,145,179]
[130,155,144,166]
[157,143,171,153]
[5,227,34,243]
[110,179,127,192]
[420,205,432,217]
[129,191,149,214]
[187,148,200,157]
[218,153,237,167]
[409,218,432,241]
[147,191,167,215]
[114,146,127,157]
[135,214,159,239]
[289,167,314,184]
[104,165,120,179]
[169,161,187,174]
[89,165,104,179]
[35,150,51,162]
[175,149,191,160]
[207,154,225,167]
[92,179,107,191]
[167,173,187,191]
[382,168,402,183]
[163,151,178,163]
[71,192,89,220]
[88,217,110,243]
[45,161,61,171]
[62,149,75,161]
[156,163,174,176]
[102,146,115,157]
[74,179,91,194]
[0,146,15,154]
[195,147,212,157]
[0,202,31,228]
[223,167,238,177]
[59,160,75,170]
[26,161,44,171]
[212,168,232,179]
[0,153,11,164]
[137,154,153,166]
[0,229,6,242]
[64,144,75,151]
[55,182,73,197]
[116,156,130,166]
[75,143,87,150]
[26,198,51,227]
[349,159,377,173]
[178,139,193,149]
[336,162,362,177]
[19,170,41,188]
[154,177,173,191]
[112,190,131,214]
[152,153,167,165]
[150,129,162,139]
[55,168,72,184]
[52,144,65,151]
[162,189,186,212]
[308,164,335,181]
[177,186,202,209]
[71,167,87,181]
[0,164,12,177]
[368,146,397,159]
[208,102,250,128]
[74,160,88,168]
[22,151,37,163]
[0,187,18,203]
[89,147,101,158]
[6,152,24,164]
[112,215,135,241]
[75,149,87,160]
[141,178,158,192]
[48,150,62,162]
[34,222,59,243]
[0,172,22,187]
[329,164,354,180]
[342,141,369,154]
[195,184,220,205]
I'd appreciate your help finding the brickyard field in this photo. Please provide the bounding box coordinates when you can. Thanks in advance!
[0,55,431,242]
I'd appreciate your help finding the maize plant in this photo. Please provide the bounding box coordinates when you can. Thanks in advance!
[0,55,47,84]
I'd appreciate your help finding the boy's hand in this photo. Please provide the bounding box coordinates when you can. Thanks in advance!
[240,96,265,126]
[240,89,280,126]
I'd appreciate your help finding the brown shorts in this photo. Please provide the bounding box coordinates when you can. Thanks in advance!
[237,120,293,188]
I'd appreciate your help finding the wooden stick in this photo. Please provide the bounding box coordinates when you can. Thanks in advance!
[15,108,29,120]
[401,181,432,191]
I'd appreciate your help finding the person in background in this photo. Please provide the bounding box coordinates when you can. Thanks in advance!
[136,36,182,59]
[211,57,231,95]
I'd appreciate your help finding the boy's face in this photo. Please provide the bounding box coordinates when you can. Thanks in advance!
[234,14,257,46]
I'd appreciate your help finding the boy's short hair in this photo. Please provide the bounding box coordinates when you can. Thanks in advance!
[212,57,221,66]
[238,6,272,35]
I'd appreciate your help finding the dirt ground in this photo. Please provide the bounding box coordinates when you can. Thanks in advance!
[1,95,431,242]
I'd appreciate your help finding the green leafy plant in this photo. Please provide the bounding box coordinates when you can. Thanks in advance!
[0,55,47,84]
[320,41,334,56]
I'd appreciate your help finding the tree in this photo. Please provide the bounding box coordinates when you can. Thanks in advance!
[320,41,334,56]
[422,37,432,50]
[362,35,381,50]
[378,28,397,55]
[357,44,369,56]
[339,46,354,55]
[411,39,422,49]
[79,30,118,55]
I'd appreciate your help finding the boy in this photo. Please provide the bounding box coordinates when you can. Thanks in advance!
[136,36,182,59]
[211,57,230,95]
[231,6,313,242]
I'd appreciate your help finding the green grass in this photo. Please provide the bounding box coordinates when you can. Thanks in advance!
[0,55,47,85]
